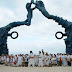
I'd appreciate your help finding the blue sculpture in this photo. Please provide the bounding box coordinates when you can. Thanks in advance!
[35,1,72,54]
[0,0,72,55]
[0,0,35,56]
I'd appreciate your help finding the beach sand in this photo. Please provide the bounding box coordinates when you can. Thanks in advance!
[0,65,72,72]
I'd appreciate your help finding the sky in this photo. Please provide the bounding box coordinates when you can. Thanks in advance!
[0,0,72,55]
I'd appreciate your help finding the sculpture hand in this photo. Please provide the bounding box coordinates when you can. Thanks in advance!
[35,1,47,12]
[31,0,34,4]
[35,5,43,11]
[35,1,50,19]
[35,1,44,11]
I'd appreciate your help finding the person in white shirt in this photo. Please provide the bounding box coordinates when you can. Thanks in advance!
[10,55,16,66]
[61,54,67,66]
[14,55,18,63]
[5,54,10,66]
[17,54,23,66]
[38,51,43,67]
[12,55,15,63]
[28,51,35,67]
[1,54,5,64]
[10,55,13,63]
[44,53,50,67]
[51,54,57,65]
[34,55,38,67]
[67,54,71,66]
[57,53,62,66]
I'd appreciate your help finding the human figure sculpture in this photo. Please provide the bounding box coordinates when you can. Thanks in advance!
[35,1,72,54]
[0,0,35,56]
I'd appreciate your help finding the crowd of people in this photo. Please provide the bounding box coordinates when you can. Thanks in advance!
[0,49,72,67]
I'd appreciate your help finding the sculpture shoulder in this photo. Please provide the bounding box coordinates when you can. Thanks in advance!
[52,15,72,28]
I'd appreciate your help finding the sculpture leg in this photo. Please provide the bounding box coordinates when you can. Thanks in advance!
[65,25,72,54]
[0,47,8,56]
[66,47,71,54]
[0,44,8,56]
[1,48,8,55]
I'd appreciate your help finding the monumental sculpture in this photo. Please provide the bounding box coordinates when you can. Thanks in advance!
[35,1,72,54]
[0,0,72,55]
[0,0,35,56]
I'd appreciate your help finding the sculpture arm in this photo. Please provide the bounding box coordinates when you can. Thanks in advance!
[39,9,72,28]
[31,7,36,10]
[48,15,72,28]
[5,21,28,31]
[35,1,72,29]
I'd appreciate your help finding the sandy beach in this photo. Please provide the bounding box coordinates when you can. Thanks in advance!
[0,65,72,72]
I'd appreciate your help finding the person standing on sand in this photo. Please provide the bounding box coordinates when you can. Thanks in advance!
[38,51,43,67]
[1,54,5,64]
[44,53,50,67]
[62,54,67,66]
[5,54,10,66]
[17,54,23,66]
[67,54,71,66]
[28,51,35,67]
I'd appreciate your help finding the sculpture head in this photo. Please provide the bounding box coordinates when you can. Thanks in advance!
[36,1,44,7]
[26,3,31,9]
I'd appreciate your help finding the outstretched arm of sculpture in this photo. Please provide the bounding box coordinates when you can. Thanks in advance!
[5,1,36,30]
[24,7,36,26]
[25,2,36,26]
[5,21,28,31]
[35,1,72,29]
